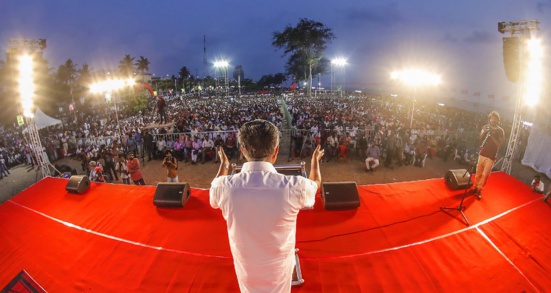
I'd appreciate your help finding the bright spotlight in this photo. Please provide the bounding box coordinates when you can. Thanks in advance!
[331,58,347,66]
[524,38,543,106]
[18,54,35,118]
[214,60,229,68]
[390,69,441,87]
[391,68,441,128]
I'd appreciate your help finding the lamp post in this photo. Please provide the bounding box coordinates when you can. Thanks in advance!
[391,69,441,128]
[91,78,135,139]
[214,60,229,97]
[331,58,347,97]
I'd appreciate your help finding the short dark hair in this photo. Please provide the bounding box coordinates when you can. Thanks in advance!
[238,119,279,161]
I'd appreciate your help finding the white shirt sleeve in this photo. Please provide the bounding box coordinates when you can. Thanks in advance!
[297,178,318,209]
[209,178,222,209]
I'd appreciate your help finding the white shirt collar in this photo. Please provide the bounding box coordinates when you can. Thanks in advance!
[240,161,277,173]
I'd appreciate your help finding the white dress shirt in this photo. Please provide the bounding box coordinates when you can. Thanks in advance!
[210,161,317,292]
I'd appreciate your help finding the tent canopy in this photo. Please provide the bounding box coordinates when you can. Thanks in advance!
[35,108,61,130]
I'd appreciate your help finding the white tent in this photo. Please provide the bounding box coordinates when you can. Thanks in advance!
[34,107,61,130]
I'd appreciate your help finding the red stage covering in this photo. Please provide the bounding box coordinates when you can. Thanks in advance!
[0,172,549,292]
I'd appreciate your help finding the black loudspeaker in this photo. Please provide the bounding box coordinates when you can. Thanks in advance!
[503,37,520,83]
[444,169,473,190]
[321,182,360,210]
[66,175,90,194]
[153,182,191,208]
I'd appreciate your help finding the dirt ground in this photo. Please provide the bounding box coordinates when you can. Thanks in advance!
[1,151,544,204]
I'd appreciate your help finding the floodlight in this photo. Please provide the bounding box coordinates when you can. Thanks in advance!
[391,68,441,128]
[18,54,35,118]
[331,58,347,66]
[524,38,543,106]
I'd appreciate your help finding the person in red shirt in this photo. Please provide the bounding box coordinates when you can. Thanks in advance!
[126,152,145,185]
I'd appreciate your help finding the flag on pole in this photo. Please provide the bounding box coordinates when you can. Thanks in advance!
[461,89,468,95]
[488,94,495,99]
[474,92,481,97]
[290,82,296,91]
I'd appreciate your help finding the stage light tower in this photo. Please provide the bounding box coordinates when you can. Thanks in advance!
[497,20,541,174]
[18,54,52,177]
[10,39,52,178]
[331,58,347,97]
[391,69,441,128]
[214,60,229,97]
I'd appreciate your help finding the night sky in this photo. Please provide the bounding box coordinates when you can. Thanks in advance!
[1,0,549,104]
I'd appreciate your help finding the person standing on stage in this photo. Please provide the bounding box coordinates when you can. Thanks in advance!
[209,119,324,293]
[470,111,505,200]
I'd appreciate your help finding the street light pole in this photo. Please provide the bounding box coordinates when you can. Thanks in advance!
[410,86,416,129]
[331,58,347,97]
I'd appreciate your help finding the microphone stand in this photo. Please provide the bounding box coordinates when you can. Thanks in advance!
[440,129,487,227]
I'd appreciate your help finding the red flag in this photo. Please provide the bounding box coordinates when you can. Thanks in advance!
[290,82,296,91]
[474,92,480,97]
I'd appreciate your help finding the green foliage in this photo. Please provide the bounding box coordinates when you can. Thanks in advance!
[257,73,287,88]
[272,18,335,96]
[119,54,135,77]
[125,92,149,114]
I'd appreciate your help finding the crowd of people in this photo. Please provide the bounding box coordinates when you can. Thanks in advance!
[0,90,530,185]
[284,94,521,172]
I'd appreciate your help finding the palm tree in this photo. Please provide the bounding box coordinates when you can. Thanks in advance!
[118,54,135,77]
[272,18,335,97]
[135,56,150,84]
[55,59,78,104]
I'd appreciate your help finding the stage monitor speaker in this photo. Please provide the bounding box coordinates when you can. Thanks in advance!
[66,175,90,194]
[321,182,360,210]
[444,169,473,190]
[153,182,191,208]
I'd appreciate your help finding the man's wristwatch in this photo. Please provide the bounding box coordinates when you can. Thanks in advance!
[221,163,229,169]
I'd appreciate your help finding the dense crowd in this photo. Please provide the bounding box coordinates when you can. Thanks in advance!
[0,90,528,183]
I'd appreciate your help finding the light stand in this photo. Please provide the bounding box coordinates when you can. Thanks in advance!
[26,117,52,178]
[10,39,52,178]
[498,20,540,174]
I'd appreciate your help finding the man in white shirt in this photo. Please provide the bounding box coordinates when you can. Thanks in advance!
[201,135,214,164]
[210,120,324,292]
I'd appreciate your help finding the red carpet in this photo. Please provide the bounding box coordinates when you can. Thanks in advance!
[0,172,549,292]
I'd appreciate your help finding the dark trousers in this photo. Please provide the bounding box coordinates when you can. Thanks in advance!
[133,178,146,185]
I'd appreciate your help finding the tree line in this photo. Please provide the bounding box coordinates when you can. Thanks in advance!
[0,18,334,126]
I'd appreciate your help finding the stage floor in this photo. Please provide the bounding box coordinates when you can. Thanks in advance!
[0,173,549,292]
